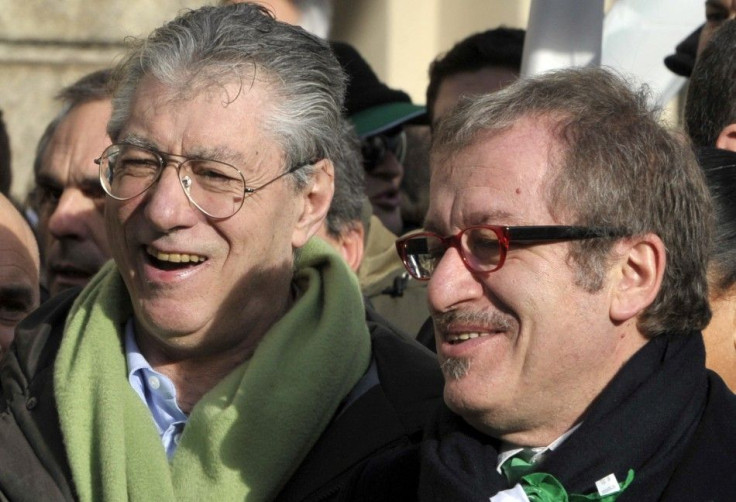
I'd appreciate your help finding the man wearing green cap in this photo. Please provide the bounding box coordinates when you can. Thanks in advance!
[331,41,426,237]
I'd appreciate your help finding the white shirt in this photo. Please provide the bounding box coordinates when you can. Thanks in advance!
[490,424,581,502]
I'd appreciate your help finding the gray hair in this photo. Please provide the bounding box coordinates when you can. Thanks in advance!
[324,121,365,238]
[432,67,713,337]
[108,3,347,190]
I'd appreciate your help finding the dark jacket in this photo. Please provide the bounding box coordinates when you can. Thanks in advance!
[0,289,443,501]
[346,332,736,501]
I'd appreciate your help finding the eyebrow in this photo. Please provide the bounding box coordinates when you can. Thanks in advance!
[35,172,64,189]
[423,209,517,235]
[0,285,35,307]
[118,134,247,167]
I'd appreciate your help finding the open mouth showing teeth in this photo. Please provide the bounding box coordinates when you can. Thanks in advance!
[447,332,493,345]
[146,246,207,270]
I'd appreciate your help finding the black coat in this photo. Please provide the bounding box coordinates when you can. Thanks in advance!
[0,289,443,501]
[347,332,736,501]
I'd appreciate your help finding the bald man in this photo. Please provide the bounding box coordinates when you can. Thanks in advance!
[0,194,40,353]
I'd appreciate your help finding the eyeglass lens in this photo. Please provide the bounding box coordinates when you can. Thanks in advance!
[401,227,503,280]
[361,131,406,171]
[99,144,245,219]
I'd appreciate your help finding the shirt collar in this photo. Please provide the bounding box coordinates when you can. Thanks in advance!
[496,423,582,473]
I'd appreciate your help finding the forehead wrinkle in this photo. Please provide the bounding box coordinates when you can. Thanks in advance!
[117,133,248,167]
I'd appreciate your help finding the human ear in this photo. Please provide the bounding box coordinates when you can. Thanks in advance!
[609,234,665,323]
[291,159,335,248]
[715,123,736,152]
[334,224,365,272]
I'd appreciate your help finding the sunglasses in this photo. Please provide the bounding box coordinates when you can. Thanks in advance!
[361,130,406,172]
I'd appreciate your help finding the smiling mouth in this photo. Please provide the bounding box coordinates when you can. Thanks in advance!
[446,331,499,345]
[146,246,207,271]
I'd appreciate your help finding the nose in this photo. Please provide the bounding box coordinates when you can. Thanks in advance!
[143,165,200,231]
[48,188,98,240]
[427,245,484,314]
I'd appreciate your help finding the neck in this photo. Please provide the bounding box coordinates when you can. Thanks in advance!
[136,288,295,414]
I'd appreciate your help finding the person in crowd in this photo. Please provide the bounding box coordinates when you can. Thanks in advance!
[695,147,736,391]
[328,41,430,335]
[331,41,426,237]
[426,27,524,127]
[314,118,430,335]
[665,1,735,78]
[351,67,736,500]
[682,19,736,392]
[697,0,736,55]
[0,193,40,355]
[402,27,525,251]
[685,18,736,151]
[31,68,113,297]
[0,111,11,197]
[0,4,441,500]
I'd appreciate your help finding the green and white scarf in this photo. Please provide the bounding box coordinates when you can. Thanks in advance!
[54,238,372,501]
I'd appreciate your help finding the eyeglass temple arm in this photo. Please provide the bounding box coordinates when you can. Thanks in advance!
[507,226,625,242]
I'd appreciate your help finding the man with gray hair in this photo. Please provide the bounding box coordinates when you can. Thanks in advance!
[350,67,736,500]
[0,4,441,501]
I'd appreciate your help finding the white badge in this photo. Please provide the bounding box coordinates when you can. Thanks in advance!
[595,473,621,496]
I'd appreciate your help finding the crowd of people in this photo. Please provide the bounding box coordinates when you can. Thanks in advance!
[1,1,736,500]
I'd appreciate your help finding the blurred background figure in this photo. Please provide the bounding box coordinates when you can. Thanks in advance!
[0,111,11,198]
[0,193,40,355]
[685,19,736,151]
[697,0,736,55]
[665,0,736,78]
[314,118,430,335]
[327,41,429,335]
[696,147,736,391]
[332,41,426,237]
[30,68,113,297]
[399,26,525,235]
[398,125,431,233]
[220,0,334,38]
[426,27,525,126]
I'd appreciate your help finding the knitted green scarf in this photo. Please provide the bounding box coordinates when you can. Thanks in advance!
[54,238,372,501]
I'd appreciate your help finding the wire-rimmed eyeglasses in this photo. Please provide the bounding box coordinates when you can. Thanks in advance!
[395,225,627,280]
[96,143,312,219]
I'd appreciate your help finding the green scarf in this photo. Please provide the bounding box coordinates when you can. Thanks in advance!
[54,238,372,501]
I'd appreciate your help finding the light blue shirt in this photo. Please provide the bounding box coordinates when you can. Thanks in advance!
[125,320,187,459]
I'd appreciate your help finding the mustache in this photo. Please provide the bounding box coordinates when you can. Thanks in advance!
[432,309,516,333]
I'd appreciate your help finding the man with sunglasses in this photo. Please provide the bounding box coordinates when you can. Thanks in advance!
[0,5,442,501]
[319,41,432,336]
[349,68,736,500]
[331,42,426,237]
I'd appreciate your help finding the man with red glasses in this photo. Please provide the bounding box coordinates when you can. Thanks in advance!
[0,4,441,500]
[350,68,736,500]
